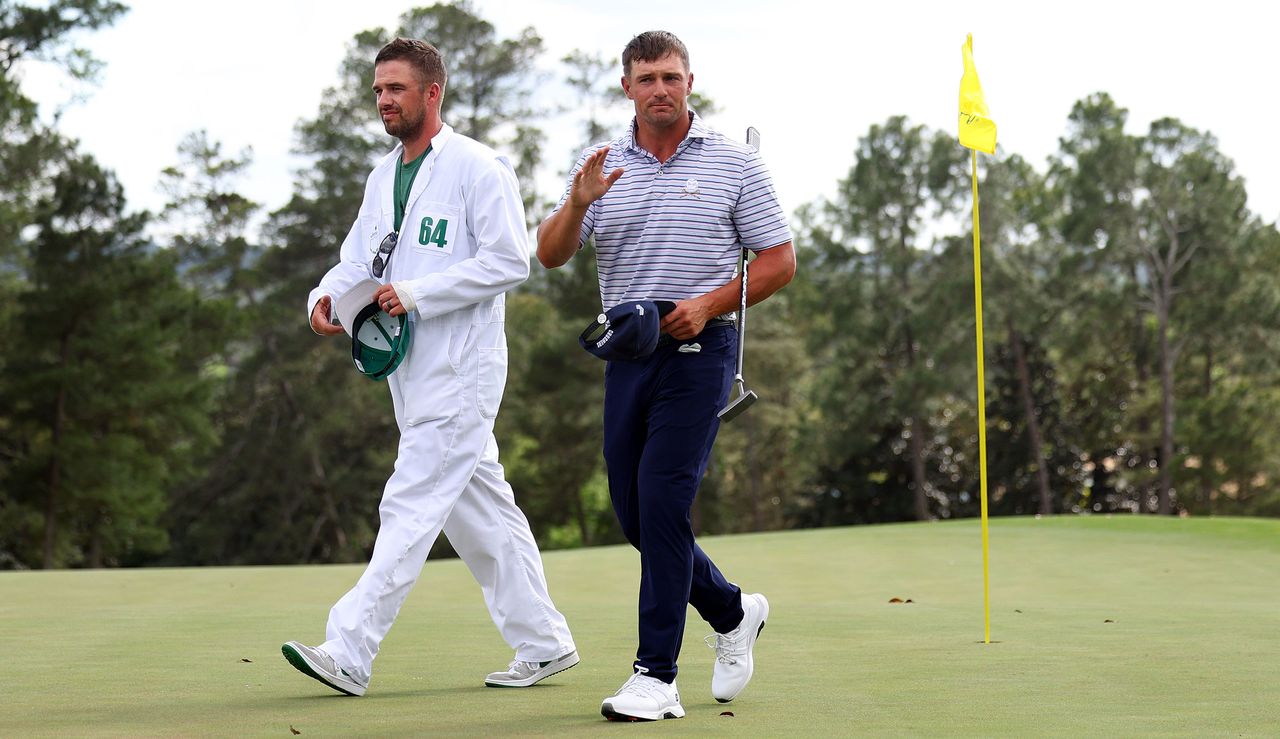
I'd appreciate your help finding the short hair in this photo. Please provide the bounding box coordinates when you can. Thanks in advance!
[621,31,689,77]
[375,37,447,89]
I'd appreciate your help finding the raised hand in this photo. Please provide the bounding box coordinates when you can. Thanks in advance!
[569,146,624,207]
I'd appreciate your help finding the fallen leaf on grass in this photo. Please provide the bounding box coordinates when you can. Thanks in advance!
[1014,609,1022,614]
[720,712,734,717]
[240,658,253,663]
[290,726,301,735]
[1104,619,1114,623]
[888,598,914,604]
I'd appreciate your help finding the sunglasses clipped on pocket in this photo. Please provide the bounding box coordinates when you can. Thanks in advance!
[371,230,399,278]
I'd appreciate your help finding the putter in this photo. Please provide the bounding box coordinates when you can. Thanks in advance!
[717,126,762,422]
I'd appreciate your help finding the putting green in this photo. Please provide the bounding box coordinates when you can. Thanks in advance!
[4,515,1277,736]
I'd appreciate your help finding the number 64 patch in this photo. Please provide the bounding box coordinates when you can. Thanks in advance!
[412,201,459,256]
[417,215,451,254]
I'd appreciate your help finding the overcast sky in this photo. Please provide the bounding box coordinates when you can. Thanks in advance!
[23,0,1280,233]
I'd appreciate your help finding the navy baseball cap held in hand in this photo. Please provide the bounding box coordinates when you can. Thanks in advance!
[580,300,677,361]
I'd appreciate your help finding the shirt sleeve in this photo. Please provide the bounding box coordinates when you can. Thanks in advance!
[734,150,792,252]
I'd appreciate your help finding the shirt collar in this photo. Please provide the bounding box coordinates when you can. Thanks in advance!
[624,109,708,154]
[431,122,455,154]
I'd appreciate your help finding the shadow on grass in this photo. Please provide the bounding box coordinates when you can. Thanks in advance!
[277,682,582,701]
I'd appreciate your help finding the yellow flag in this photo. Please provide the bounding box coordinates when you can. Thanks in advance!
[959,34,997,154]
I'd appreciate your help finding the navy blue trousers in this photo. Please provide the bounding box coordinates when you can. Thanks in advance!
[603,324,745,684]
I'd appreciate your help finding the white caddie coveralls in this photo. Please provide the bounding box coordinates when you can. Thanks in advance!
[306,123,575,686]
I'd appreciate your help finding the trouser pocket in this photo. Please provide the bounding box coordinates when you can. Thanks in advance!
[477,347,507,419]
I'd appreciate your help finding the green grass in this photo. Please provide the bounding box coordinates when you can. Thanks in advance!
[5,516,1279,736]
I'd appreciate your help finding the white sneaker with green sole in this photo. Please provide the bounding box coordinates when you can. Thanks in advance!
[484,650,580,687]
[281,641,367,696]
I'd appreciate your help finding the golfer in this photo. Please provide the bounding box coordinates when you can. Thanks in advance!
[537,30,795,721]
[282,37,577,697]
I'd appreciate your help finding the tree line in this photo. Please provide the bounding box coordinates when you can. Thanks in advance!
[2,0,1277,569]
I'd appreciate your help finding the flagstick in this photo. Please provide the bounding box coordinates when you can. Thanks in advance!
[971,148,991,645]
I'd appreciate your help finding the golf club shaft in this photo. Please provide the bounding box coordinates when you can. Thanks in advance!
[717,126,760,422]
[734,247,748,380]
[734,125,759,381]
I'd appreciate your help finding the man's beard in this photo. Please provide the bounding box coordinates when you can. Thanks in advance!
[384,109,425,141]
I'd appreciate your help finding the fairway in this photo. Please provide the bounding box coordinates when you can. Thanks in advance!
[4,516,1279,736]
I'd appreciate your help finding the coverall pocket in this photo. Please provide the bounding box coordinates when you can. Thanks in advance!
[448,322,475,375]
[477,347,507,419]
[359,213,384,260]
[400,319,464,426]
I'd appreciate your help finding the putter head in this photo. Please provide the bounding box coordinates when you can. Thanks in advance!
[717,387,758,422]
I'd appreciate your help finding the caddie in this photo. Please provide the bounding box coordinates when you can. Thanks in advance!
[282,37,578,697]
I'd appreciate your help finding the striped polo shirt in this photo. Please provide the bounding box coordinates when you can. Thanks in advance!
[553,112,792,311]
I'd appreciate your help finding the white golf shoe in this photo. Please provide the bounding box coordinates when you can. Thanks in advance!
[600,667,685,721]
[707,592,769,702]
[484,650,580,687]
[281,641,367,696]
